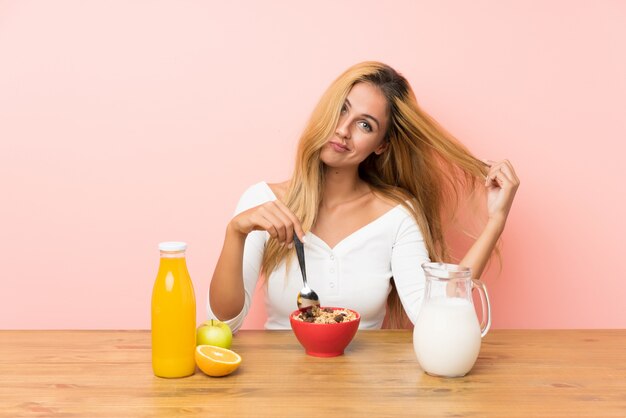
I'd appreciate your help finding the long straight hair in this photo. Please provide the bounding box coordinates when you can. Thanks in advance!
[261,62,488,327]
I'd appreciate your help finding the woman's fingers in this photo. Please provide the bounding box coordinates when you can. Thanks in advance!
[485,163,504,187]
[257,206,285,241]
[249,212,279,239]
[230,197,305,245]
[483,159,497,186]
[483,159,519,189]
[499,160,520,185]
[481,158,521,224]
[267,201,295,246]
[489,165,510,187]
[250,200,305,247]
[272,199,306,242]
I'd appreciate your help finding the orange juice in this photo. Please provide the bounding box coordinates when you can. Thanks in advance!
[151,242,196,378]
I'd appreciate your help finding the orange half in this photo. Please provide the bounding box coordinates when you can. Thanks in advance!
[195,345,242,377]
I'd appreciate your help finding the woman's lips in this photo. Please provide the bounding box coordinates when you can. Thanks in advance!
[330,142,349,152]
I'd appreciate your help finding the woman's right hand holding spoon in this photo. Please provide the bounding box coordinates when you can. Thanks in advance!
[229,199,306,247]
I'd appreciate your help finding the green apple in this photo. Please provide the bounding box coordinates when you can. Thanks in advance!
[196,319,233,349]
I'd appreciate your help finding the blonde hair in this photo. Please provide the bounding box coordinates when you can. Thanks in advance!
[262,61,488,328]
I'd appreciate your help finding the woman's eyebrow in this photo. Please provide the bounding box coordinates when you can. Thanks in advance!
[345,99,380,129]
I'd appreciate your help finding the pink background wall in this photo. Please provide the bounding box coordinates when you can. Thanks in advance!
[1,1,624,329]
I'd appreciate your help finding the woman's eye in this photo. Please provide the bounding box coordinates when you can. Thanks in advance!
[358,121,372,132]
[340,105,347,114]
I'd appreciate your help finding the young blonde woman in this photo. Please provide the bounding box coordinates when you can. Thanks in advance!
[208,61,519,331]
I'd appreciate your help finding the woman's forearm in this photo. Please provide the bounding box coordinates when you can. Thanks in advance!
[459,219,505,280]
[462,158,519,279]
[209,224,248,320]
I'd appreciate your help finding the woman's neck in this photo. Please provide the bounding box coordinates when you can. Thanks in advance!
[321,166,370,210]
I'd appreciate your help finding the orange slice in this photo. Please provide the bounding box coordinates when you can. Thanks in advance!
[195,345,242,377]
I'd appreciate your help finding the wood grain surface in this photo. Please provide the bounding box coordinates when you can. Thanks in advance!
[1,330,625,417]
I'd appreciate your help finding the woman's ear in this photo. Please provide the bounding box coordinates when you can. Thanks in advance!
[374,141,389,156]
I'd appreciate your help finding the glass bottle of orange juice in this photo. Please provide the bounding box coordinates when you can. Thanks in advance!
[151,242,196,378]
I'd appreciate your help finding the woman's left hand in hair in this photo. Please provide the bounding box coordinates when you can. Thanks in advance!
[484,159,520,226]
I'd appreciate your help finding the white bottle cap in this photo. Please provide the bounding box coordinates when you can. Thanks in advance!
[158,241,188,252]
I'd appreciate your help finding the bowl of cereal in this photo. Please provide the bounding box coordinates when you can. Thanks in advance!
[290,306,360,357]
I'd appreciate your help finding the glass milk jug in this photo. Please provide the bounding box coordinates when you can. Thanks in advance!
[413,262,491,377]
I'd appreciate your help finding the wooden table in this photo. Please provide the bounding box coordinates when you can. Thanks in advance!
[1,330,625,417]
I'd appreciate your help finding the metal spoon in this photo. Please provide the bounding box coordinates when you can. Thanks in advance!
[293,234,320,311]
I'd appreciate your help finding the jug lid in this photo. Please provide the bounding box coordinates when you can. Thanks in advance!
[421,262,471,279]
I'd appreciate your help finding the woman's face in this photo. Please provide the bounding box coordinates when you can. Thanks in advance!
[320,82,390,169]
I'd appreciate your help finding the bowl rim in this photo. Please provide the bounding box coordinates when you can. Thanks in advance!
[289,306,361,326]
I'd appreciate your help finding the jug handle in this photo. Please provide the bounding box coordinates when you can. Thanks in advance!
[472,279,491,337]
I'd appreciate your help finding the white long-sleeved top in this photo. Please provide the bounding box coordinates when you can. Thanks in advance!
[207,181,430,331]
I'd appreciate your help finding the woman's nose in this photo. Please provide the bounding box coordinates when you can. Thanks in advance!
[336,118,350,139]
